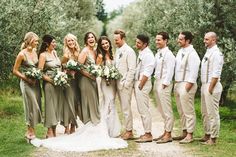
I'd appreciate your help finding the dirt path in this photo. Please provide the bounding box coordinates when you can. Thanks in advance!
[131,93,195,157]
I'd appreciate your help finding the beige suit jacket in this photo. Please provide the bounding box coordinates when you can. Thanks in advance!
[115,43,137,90]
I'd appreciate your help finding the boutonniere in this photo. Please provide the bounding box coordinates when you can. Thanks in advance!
[159,53,163,59]
[204,57,208,62]
[181,53,185,59]
[119,53,123,59]
[138,57,142,63]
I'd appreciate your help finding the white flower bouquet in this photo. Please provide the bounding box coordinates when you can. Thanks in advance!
[101,64,122,85]
[65,59,83,71]
[24,67,43,80]
[86,64,102,77]
[53,70,69,87]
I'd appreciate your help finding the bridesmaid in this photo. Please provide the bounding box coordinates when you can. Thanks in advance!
[97,36,121,137]
[38,34,63,138]
[13,32,42,140]
[61,33,81,134]
[78,32,100,125]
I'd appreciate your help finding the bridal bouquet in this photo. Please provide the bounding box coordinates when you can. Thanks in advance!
[53,70,69,87]
[101,65,122,86]
[65,59,83,78]
[86,64,102,77]
[65,59,83,71]
[23,67,43,80]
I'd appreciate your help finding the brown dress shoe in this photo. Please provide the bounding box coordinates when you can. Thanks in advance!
[199,134,210,142]
[153,134,164,141]
[179,137,194,144]
[121,131,133,140]
[156,137,173,144]
[135,133,153,143]
[172,135,186,140]
[201,138,216,145]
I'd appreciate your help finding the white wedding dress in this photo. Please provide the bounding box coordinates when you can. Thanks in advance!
[100,78,121,137]
[30,78,127,152]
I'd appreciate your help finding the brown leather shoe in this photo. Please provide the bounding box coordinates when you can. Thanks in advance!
[179,137,194,144]
[121,131,133,140]
[153,134,164,141]
[135,133,153,143]
[156,137,173,144]
[173,135,186,140]
[201,138,216,145]
[199,134,210,142]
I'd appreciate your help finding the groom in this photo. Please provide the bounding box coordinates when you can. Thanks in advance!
[114,29,137,140]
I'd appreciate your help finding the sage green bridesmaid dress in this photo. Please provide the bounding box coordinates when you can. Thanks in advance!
[20,52,42,127]
[43,51,63,128]
[78,53,100,124]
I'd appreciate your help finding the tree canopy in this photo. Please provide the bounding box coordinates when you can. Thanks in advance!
[0,0,103,81]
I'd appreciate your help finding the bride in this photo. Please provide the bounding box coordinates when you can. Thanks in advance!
[97,36,121,138]
[31,32,127,152]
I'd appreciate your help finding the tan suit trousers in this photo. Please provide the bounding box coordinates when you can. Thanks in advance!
[117,85,133,131]
[154,79,174,132]
[134,80,152,133]
[201,82,222,138]
[174,82,197,133]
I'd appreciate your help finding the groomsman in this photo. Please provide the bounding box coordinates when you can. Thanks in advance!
[114,29,137,140]
[134,34,155,143]
[174,31,200,144]
[200,32,224,145]
[153,32,175,143]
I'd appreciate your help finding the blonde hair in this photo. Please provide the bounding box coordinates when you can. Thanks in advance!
[20,32,39,50]
[63,33,80,58]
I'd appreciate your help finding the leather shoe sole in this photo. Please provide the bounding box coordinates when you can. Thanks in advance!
[173,136,186,141]
[156,138,173,144]
[179,138,194,144]
[135,138,153,143]
[153,135,164,141]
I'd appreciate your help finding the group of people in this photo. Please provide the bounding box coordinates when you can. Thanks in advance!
[13,29,223,152]
[111,30,223,146]
[152,31,223,146]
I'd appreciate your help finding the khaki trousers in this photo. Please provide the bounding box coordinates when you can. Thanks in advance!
[201,82,222,138]
[117,85,133,131]
[134,80,152,133]
[154,79,174,132]
[174,82,197,133]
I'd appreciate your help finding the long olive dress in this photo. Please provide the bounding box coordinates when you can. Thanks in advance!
[20,52,42,127]
[43,51,63,128]
[78,53,100,124]
[61,54,80,128]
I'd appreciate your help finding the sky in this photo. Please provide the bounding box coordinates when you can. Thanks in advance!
[103,0,137,12]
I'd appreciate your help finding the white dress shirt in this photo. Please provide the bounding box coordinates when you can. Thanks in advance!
[175,45,200,83]
[154,47,175,85]
[136,47,155,80]
[201,45,224,83]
